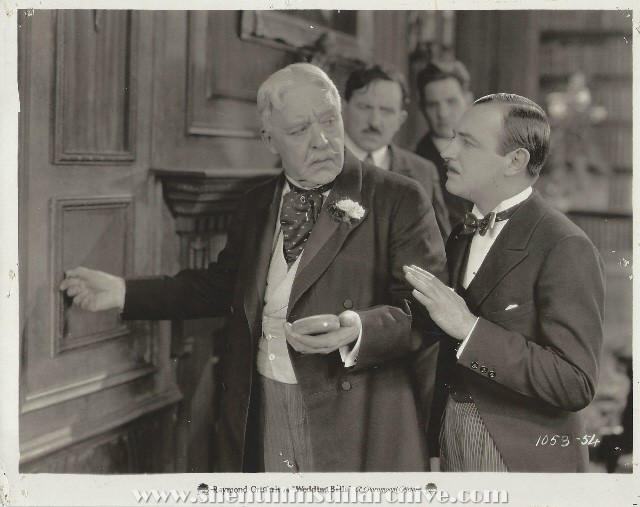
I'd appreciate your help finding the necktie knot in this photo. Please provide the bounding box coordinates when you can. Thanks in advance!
[280,182,333,265]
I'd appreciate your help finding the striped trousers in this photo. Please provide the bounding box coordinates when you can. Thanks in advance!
[440,396,508,472]
[259,375,313,472]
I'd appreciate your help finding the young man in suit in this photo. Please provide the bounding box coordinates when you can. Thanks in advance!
[405,93,605,472]
[60,63,447,473]
[415,60,473,228]
[343,64,450,240]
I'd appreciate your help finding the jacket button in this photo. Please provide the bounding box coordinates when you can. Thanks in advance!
[488,370,496,378]
[221,382,226,392]
[341,381,352,391]
[229,305,235,315]
[470,361,479,369]
[225,342,231,351]
[480,365,488,374]
[343,299,353,309]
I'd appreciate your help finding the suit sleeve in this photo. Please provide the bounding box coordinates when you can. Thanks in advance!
[458,234,605,411]
[121,204,245,321]
[350,182,447,371]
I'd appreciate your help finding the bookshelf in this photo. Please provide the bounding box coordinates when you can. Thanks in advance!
[535,11,632,213]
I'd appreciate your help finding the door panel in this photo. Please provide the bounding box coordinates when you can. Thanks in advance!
[19,10,180,472]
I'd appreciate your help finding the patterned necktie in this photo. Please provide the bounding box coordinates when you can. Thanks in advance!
[460,202,523,237]
[280,182,332,266]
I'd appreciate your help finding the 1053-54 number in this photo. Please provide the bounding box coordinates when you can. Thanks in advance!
[535,434,600,447]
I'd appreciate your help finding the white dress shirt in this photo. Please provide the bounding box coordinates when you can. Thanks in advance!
[344,134,391,170]
[456,187,533,358]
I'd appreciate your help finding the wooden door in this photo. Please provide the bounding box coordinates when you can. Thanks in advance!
[19,10,181,473]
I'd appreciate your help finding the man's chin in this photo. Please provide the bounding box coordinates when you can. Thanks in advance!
[444,177,464,198]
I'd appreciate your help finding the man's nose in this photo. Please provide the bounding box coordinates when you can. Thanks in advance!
[309,123,329,147]
[368,108,382,127]
[440,139,455,159]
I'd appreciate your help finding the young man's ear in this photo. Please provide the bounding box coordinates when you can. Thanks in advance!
[261,129,279,155]
[505,147,531,176]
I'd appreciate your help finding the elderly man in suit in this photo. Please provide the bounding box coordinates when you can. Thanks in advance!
[343,64,450,240]
[405,93,605,472]
[60,63,446,473]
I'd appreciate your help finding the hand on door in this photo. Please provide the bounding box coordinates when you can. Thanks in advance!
[59,267,126,312]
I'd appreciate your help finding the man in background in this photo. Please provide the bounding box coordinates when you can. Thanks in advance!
[416,60,473,227]
[343,64,450,239]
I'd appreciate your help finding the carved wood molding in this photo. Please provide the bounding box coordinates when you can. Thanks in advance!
[240,11,374,64]
[20,386,182,466]
[53,10,138,164]
[152,167,281,217]
[51,196,134,355]
[22,364,156,414]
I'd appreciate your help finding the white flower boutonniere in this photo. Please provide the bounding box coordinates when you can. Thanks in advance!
[327,198,366,227]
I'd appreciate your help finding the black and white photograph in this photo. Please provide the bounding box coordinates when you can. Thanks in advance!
[0,2,636,505]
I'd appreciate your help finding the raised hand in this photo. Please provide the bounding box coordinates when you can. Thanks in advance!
[284,310,361,355]
[403,264,476,341]
[59,267,126,312]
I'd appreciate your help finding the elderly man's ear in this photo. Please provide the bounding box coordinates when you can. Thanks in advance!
[261,129,279,155]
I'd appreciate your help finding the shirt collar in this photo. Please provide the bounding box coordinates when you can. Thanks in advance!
[344,134,389,169]
[471,187,532,219]
[283,177,330,196]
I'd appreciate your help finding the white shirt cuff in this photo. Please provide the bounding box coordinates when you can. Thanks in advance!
[339,313,363,367]
[456,316,479,359]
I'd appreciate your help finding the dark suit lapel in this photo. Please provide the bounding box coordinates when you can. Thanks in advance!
[243,174,284,339]
[388,144,410,179]
[288,150,367,313]
[464,191,546,311]
[446,226,473,292]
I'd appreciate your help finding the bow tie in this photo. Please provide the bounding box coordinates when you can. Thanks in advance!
[460,203,523,237]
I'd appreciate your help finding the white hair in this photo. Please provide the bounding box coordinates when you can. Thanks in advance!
[257,63,341,128]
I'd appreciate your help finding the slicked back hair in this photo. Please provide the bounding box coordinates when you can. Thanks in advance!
[344,64,409,109]
[475,93,551,178]
[257,63,341,129]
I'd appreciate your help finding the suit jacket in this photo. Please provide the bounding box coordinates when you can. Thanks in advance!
[389,144,451,240]
[123,149,447,472]
[428,191,605,472]
[415,133,472,228]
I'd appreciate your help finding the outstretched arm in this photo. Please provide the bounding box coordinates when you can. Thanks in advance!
[60,198,246,321]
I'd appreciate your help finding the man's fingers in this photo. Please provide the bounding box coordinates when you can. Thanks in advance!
[412,289,433,308]
[405,271,433,295]
[64,267,88,279]
[404,264,435,280]
[284,323,357,351]
[290,342,337,355]
[403,266,434,285]
[73,292,90,309]
[64,284,87,297]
